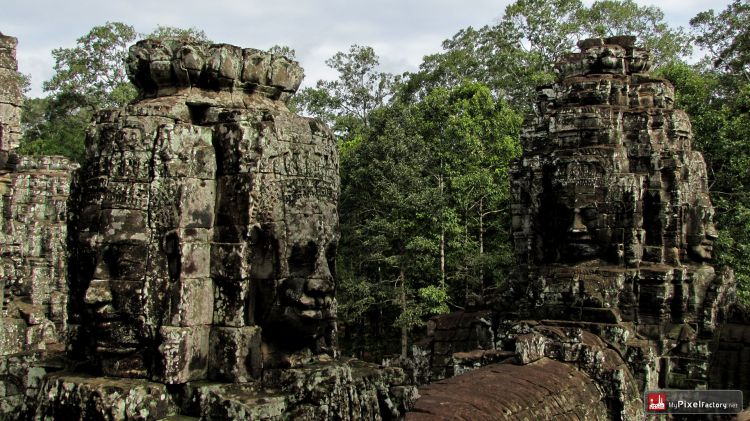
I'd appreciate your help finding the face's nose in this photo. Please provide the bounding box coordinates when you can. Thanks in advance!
[705,221,718,241]
[305,250,333,294]
[569,208,588,234]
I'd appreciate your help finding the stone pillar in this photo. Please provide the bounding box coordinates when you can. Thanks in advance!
[0,32,21,152]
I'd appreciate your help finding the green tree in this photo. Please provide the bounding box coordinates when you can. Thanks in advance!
[403,0,689,107]
[691,0,750,79]
[267,45,297,59]
[337,101,440,358]
[17,96,88,162]
[337,82,521,358]
[578,0,691,62]
[293,45,394,139]
[44,22,139,112]
[145,25,210,43]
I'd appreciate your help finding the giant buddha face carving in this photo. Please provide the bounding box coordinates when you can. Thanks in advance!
[685,200,718,262]
[249,128,339,358]
[538,154,640,264]
[82,237,156,376]
[684,152,718,263]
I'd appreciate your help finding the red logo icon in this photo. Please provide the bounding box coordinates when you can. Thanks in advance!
[648,393,666,411]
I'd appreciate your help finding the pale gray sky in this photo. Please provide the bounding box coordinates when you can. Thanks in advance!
[1,0,731,98]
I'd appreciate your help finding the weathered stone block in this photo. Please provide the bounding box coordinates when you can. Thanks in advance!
[209,243,249,280]
[0,318,26,355]
[178,179,215,229]
[108,150,151,182]
[101,181,150,210]
[169,278,214,326]
[208,326,262,382]
[205,44,243,86]
[241,48,271,85]
[212,279,251,327]
[269,57,304,92]
[212,122,262,175]
[0,69,20,105]
[35,373,177,420]
[157,326,210,384]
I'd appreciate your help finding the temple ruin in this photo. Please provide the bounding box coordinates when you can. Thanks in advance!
[409,36,738,419]
[1,36,416,420]
[0,32,76,418]
[0,31,749,420]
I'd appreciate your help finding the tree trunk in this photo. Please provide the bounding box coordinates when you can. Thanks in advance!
[399,268,408,358]
[479,197,485,290]
[439,171,445,288]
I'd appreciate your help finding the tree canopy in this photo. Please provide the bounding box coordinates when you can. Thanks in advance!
[402,0,690,107]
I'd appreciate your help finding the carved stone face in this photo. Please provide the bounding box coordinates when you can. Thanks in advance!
[540,157,631,264]
[250,134,339,355]
[686,202,718,262]
[683,152,718,263]
[85,241,148,354]
[254,213,338,345]
[81,222,158,377]
[550,187,607,261]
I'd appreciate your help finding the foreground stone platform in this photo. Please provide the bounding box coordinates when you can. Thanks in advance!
[408,358,607,420]
[35,359,416,420]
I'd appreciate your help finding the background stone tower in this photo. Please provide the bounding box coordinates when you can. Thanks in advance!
[0,32,76,419]
[411,36,736,420]
[508,36,734,391]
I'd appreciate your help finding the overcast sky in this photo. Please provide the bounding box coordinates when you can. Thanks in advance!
[2,0,732,98]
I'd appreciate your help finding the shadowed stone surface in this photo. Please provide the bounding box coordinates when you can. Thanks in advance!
[0,32,21,152]
[411,36,736,420]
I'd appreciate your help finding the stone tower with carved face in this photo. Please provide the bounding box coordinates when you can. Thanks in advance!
[410,36,737,421]
[66,39,339,382]
[509,35,733,389]
[36,38,415,421]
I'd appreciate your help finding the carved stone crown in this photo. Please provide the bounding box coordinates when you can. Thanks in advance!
[127,39,304,103]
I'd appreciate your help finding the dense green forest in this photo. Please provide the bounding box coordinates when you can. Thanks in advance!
[18,0,750,359]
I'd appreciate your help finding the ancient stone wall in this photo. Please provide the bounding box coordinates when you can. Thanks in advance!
[0,33,76,420]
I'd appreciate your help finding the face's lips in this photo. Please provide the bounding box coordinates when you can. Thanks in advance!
[86,303,143,351]
[567,232,594,243]
[95,345,139,355]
